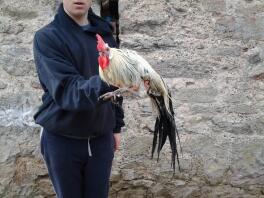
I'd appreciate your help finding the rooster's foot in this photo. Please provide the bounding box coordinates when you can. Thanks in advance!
[99,88,139,102]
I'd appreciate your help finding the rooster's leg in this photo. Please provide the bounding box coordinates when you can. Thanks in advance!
[99,87,139,101]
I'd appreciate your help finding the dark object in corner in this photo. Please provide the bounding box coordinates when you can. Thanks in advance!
[99,0,120,47]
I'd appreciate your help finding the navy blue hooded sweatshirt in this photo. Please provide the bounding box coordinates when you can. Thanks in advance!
[33,4,124,138]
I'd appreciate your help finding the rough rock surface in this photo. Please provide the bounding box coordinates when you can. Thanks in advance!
[0,0,264,197]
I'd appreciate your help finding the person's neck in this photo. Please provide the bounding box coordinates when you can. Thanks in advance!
[64,7,90,26]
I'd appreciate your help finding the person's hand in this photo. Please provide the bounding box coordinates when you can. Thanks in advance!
[113,133,121,151]
[144,80,150,91]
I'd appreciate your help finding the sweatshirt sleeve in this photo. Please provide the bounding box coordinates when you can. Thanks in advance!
[33,31,111,111]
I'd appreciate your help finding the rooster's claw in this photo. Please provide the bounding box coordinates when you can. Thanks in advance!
[99,91,121,102]
[99,87,139,103]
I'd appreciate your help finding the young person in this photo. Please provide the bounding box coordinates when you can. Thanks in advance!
[33,1,124,197]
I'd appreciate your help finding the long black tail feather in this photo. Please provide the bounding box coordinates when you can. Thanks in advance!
[168,92,183,155]
[148,90,181,173]
[151,117,159,159]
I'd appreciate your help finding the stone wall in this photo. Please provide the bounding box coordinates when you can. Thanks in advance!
[0,0,264,197]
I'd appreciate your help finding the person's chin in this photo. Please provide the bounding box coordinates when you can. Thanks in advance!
[72,10,88,17]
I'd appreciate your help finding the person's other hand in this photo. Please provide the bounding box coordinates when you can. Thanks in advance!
[113,133,121,151]
[144,80,150,91]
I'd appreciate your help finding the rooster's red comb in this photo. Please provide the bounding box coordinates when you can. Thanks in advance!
[96,34,106,52]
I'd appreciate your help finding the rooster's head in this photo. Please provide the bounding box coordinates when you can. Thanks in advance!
[96,34,110,70]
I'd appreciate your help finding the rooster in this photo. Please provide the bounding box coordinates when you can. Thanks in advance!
[96,34,181,172]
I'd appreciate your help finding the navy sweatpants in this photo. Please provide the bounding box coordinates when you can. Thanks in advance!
[40,129,115,198]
